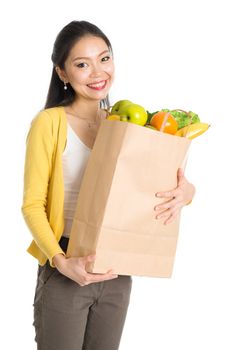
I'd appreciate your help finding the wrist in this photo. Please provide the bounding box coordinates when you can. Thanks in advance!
[52,253,66,270]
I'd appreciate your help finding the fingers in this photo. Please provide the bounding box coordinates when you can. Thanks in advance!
[154,197,178,212]
[79,271,118,287]
[155,191,174,199]
[156,188,179,199]
[163,208,180,225]
[86,271,118,285]
[154,189,183,212]
[156,182,184,201]
[177,167,184,182]
[154,198,182,225]
[77,254,118,286]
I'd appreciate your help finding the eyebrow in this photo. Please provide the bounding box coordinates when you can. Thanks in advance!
[72,50,110,62]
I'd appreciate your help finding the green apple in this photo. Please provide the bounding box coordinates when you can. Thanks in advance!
[118,103,148,126]
[120,116,129,122]
[111,100,133,114]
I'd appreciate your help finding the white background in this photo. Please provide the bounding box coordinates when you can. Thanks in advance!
[1,0,234,349]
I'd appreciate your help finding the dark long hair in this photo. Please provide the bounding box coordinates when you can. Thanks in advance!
[44,21,113,109]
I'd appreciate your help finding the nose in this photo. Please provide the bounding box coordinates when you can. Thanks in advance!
[89,62,103,78]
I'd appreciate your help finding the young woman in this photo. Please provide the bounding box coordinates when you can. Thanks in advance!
[21,20,195,350]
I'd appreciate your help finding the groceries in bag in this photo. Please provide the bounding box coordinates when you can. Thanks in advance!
[106,100,210,139]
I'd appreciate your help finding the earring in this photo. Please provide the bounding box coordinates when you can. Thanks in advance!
[64,82,68,90]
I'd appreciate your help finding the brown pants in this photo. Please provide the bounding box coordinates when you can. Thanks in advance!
[33,237,132,350]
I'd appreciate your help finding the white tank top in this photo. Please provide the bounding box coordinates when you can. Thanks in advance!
[62,123,91,237]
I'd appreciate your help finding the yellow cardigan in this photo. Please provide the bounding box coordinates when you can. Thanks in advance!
[21,106,68,267]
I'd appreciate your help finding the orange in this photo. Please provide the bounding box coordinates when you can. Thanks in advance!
[106,114,121,121]
[150,111,178,134]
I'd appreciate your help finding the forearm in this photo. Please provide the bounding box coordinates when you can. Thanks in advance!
[22,205,65,265]
[22,110,65,266]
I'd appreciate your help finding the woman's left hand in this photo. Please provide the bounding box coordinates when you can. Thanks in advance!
[154,168,195,225]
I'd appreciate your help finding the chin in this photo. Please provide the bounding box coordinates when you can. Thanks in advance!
[89,88,111,101]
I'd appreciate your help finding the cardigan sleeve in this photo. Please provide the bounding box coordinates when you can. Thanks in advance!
[21,111,65,266]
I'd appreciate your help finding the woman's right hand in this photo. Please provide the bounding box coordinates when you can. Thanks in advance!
[52,253,118,286]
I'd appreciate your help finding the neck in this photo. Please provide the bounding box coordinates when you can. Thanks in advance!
[69,99,101,121]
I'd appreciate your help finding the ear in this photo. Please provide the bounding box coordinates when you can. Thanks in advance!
[55,66,68,83]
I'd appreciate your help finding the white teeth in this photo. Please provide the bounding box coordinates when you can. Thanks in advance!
[88,81,106,88]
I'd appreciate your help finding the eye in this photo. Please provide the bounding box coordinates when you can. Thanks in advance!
[101,55,111,62]
[76,62,88,68]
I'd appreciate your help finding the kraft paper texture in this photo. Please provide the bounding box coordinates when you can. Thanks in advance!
[67,120,191,277]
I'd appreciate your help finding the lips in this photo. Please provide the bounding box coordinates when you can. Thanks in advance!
[87,80,107,90]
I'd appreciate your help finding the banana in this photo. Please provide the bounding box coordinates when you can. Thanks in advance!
[175,122,210,139]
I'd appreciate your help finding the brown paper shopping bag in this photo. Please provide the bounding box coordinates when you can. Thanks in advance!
[66,119,191,277]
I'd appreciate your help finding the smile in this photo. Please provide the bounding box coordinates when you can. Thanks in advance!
[87,80,107,90]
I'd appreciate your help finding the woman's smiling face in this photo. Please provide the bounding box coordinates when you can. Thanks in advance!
[56,35,115,102]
